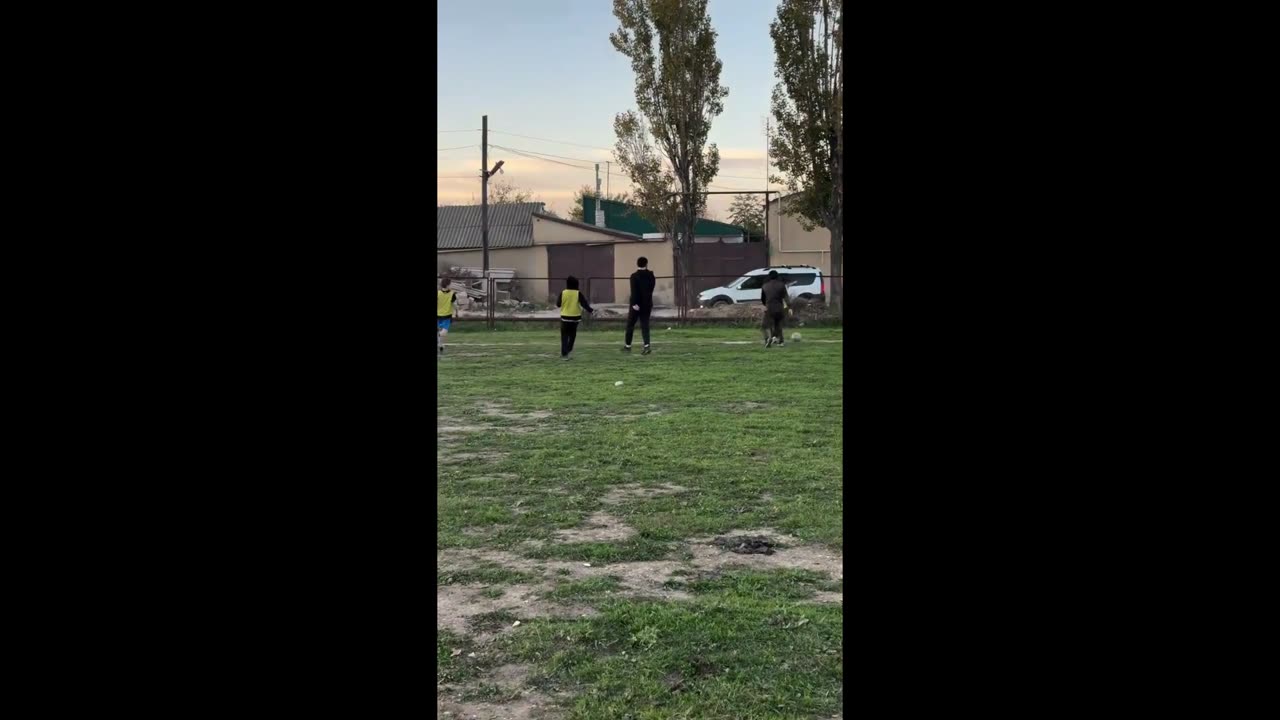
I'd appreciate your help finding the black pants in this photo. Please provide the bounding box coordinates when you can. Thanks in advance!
[625,305,652,347]
[764,309,785,341]
[560,320,579,356]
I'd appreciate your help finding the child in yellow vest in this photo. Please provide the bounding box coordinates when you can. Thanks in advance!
[437,277,458,355]
[555,276,595,360]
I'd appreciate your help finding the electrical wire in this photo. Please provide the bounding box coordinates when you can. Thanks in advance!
[489,145,612,165]
[487,130,615,152]
[437,145,475,152]
[487,133,770,181]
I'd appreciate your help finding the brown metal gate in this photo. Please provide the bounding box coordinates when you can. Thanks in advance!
[688,242,768,296]
[547,244,615,303]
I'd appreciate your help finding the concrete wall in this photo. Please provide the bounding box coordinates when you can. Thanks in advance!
[767,199,832,276]
[613,239,675,305]
[436,245,549,303]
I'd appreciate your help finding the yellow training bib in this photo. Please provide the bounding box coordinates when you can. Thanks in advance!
[560,290,582,317]
[437,290,455,317]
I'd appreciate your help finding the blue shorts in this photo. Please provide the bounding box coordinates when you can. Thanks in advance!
[437,318,452,331]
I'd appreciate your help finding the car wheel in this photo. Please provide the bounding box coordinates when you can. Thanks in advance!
[798,293,814,301]
[710,297,733,308]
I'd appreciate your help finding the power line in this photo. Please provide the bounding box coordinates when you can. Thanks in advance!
[489,130,769,179]
[488,130,615,152]
[492,144,598,171]
[485,143,760,194]
[491,144,611,165]
[437,145,475,152]
[438,129,480,133]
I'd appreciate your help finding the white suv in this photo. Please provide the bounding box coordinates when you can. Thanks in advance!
[696,265,826,307]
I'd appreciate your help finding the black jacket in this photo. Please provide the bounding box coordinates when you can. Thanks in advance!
[629,269,656,308]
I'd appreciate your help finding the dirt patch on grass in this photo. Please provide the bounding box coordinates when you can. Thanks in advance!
[478,401,554,422]
[810,591,843,605]
[437,690,561,720]
[440,424,489,433]
[440,451,509,465]
[601,483,689,505]
[437,584,599,636]
[725,401,769,413]
[601,410,665,421]
[438,527,841,608]
[690,529,843,581]
[553,512,637,543]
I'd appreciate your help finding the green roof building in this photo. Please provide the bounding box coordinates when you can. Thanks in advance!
[581,197,748,239]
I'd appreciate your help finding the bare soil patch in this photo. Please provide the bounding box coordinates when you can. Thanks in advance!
[437,584,598,636]
[440,424,489,433]
[438,526,842,610]
[601,483,689,506]
[553,512,637,543]
[689,529,843,581]
[437,692,560,720]
[478,401,554,422]
[601,410,665,421]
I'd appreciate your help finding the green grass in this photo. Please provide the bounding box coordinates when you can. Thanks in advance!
[438,327,843,719]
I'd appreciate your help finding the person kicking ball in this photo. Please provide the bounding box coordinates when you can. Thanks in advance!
[760,270,791,347]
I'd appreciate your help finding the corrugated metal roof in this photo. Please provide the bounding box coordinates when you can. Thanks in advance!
[531,212,643,241]
[437,203,541,249]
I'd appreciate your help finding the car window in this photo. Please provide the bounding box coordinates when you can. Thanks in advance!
[738,275,765,290]
[785,273,816,286]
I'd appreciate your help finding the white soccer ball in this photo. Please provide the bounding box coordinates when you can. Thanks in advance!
[615,381,624,387]
[791,332,802,342]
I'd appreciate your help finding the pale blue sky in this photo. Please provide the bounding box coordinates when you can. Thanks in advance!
[437,0,780,217]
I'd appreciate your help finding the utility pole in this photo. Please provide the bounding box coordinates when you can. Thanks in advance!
[481,115,489,276]
[478,116,505,329]
[606,161,610,197]
[595,163,601,198]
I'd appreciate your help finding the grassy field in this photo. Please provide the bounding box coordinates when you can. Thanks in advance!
[437,326,843,720]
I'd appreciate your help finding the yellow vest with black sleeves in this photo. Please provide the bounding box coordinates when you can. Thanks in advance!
[560,289,582,318]
[437,290,455,318]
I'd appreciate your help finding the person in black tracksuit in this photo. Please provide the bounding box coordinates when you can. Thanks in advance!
[761,270,791,347]
[623,256,656,355]
[555,275,594,359]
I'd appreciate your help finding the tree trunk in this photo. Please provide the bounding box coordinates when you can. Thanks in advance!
[828,221,843,320]
[683,215,698,317]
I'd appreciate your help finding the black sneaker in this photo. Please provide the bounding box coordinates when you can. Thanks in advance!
[439,345,445,355]
[641,346,651,355]
[622,346,631,353]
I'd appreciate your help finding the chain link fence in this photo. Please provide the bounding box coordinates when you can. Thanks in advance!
[437,273,844,328]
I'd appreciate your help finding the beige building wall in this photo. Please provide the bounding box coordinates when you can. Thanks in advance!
[767,198,832,276]
[436,245,549,303]
[613,239,675,305]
